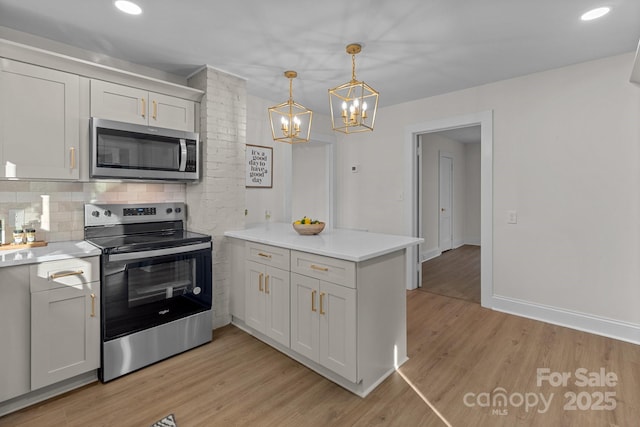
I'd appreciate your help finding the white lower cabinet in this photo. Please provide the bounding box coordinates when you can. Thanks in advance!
[291,272,357,382]
[30,257,100,391]
[229,233,409,397]
[0,266,31,402]
[245,260,290,347]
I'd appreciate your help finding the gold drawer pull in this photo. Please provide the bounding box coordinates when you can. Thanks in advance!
[259,273,264,292]
[265,275,270,294]
[311,290,317,312]
[258,252,272,259]
[152,100,157,120]
[50,270,84,280]
[320,292,326,315]
[90,293,96,317]
[141,98,146,118]
[310,264,329,272]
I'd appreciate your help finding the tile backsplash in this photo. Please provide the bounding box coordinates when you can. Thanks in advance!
[0,181,186,243]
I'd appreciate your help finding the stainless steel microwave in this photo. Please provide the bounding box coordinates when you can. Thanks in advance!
[90,118,199,181]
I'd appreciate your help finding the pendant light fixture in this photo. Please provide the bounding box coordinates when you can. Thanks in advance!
[328,43,379,134]
[268,71,313,144]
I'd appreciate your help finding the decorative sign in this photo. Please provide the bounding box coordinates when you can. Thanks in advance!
[245,144,273,188]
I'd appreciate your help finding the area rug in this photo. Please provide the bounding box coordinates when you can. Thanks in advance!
[151,414,177,427]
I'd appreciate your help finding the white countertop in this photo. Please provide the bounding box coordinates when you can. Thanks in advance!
[224,223,423,262]
[0,241,101,268]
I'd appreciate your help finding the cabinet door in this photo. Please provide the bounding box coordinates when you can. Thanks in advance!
[90,79,148,125]
[290,273,319,362]
[31,282,100,390]
[319,281,357,382]
[245,260,266,333]
[0,266,30,402]
[149,92,195,132]
[265,266,290,348]
[0,59,80,180]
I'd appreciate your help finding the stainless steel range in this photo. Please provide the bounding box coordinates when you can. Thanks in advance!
[84,202,212,382]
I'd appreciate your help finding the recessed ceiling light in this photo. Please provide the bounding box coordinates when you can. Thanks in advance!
[581,7,611,21]
[115,0,142,15]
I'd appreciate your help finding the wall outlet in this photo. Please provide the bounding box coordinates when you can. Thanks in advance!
[507,210,518,224]
[8,209,25,228]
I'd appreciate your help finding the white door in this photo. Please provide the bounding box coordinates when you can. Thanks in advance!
[319,281,357,382]
[439,154,453,251]
[31,283,100,390]
[290,273,319,362]
[265,266,290,347]
[244,261,266,333]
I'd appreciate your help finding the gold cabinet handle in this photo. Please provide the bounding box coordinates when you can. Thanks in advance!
[258,252,272,259]
[90,293,96,317]
[259,273,264,292]
[70,147,76,170]
[310,264,329,272]
[265,275,270,294]
[320,292,326,315]
[152,100,157,120]
[141,98,146,118]
[49,270,84,280]
[311,290,317,312]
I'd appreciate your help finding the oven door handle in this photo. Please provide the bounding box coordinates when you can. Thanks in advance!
[108,242,211,262]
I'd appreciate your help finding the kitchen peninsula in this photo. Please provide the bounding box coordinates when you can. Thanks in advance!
[224,223,422,397]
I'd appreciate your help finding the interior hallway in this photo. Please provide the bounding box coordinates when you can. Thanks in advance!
[421,244,481,303]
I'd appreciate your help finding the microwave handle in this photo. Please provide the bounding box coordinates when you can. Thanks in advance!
[179,139,188,171]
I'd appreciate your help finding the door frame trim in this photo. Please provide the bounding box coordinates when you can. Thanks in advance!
[403,110,494,309]
[438,151,454,252]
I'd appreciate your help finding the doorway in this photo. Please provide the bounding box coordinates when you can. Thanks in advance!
[418,129,481,303]
[403,111,493,309]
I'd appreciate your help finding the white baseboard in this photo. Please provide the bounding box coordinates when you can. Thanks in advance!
[464,238,481,246]
[453,239,465,249]
[421,248,441,262]
[491,295,640,346]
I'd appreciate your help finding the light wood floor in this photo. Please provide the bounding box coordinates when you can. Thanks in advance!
[2,291,639,426]
[421,245,480,303]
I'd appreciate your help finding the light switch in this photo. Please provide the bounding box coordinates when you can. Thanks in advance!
[507,210,517,224]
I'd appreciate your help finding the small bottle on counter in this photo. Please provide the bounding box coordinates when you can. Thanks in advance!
[25,228,36,243]
[13,228,25,245]
[0,219,4,245]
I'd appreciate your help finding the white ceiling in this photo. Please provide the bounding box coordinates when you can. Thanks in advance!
[1,0,638,115]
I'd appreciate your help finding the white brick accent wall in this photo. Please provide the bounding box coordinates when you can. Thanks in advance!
[187,67,246,329]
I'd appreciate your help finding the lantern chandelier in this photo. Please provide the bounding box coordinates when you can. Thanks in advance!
[328,43,379,134]
[268,70,313,144]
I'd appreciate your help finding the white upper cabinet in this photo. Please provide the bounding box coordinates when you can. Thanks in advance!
[90,80,195,132]
[0,59,80,180]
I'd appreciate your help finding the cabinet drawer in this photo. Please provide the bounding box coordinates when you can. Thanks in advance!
[30,257,100,293]
[246,243,290,270]
[291,251,356,289]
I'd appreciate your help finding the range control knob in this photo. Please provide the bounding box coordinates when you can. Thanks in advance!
[175,207,182,213]
[166,208,173,214]
[104,210,112,217]
[91,211,100,218]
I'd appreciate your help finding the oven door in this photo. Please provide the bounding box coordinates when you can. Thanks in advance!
[101,242,212,341]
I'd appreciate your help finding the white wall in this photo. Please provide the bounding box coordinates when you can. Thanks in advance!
[246,95,335,226]
[334,52,640,329]
[245,95,291,225]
